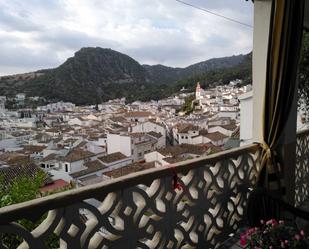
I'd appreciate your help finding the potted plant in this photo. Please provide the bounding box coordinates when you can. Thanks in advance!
[240,219,309,248]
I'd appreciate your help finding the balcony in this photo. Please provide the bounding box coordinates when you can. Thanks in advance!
[0,130,307,248]
[0,143,263,248]
[0,0,308,248]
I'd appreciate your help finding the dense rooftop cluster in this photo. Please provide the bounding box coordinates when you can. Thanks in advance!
[0,83,252,192]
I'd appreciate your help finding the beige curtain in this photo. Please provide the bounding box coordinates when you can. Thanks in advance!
[259,0,305,192]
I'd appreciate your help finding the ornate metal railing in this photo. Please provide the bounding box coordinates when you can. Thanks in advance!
[295,128,309,207]
[0,144,261,249]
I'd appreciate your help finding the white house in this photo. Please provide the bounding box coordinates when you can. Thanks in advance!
[124,111,153,122]
[69,152,132,183]
[130,120,166,136]
[107,133,160,162]
[239,91,253,146]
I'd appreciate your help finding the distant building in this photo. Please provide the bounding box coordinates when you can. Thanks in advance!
[16,93,26,101]
[107,133,161,162]
[0,96,6,112]
[239,91,253,145]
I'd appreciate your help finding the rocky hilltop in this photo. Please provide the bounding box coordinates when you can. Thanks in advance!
[0,47,251,104]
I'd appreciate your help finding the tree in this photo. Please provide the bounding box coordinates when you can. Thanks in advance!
[0,172,59,248]
[181,94,196,114]
[0,172,45,207]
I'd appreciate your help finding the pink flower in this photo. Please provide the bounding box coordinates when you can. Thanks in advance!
[260,219,265,224]
[246,228,256,236]
[279,220,284,224]
[240,234,247,246]
[294,234,301,240]
[266,218,277,226]
[271,219,278,225]
[300,230,305,236]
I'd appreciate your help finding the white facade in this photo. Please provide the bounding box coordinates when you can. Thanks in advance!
[239,91,253,145]
[130,121,166,138]
[144,151,167,167]
[0,118,36,128]
[107,134,132,157]
[37,102,75,112]
[107,133,160,162]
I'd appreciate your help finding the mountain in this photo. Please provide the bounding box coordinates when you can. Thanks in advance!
[143,54,247,85]
[0,47,251,104]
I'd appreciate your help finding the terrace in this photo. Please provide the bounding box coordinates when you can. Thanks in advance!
[0,0,309,248]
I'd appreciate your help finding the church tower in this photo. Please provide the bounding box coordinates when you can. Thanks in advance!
[195,82,201,100]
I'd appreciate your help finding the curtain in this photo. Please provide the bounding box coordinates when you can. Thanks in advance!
[258,0,305,193]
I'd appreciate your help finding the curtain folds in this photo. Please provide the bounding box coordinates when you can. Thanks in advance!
[258,0,305,191]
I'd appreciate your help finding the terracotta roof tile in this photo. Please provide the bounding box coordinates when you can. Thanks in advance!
[98,152,128,164]
[147,131,163,138]
[204,132,228,141]
[103,162,155,178]
[70,160,107,178]
[125,111,152,117]
[62,148,95,162]
[0,162,50,187]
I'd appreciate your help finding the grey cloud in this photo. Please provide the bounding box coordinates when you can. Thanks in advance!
[125,42,208,67]
[36,28,121,51]
[0,0,253,75]
[0,44,60,69]
[0,8,41,32]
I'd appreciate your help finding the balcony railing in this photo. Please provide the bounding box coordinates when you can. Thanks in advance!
[295,128,309,207]
[0,144,262,248]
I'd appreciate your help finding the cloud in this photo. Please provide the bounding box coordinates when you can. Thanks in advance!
[0,0,253,75]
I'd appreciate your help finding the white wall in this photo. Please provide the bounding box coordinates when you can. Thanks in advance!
[0,138,18,150]
[145,151,166,167]
[107,134,132,157]
[217,111,238,119]
[66,160,86,173]
[104,158,133,170]
[239,91,253,145]
[131,121,166,138]
[208,126,233,136]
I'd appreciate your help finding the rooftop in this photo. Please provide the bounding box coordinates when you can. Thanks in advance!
[98,152,128,164]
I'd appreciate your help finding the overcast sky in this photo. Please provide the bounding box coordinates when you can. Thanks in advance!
[0,0,253,76]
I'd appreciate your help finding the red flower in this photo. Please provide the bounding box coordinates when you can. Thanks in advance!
[240,234,247,246]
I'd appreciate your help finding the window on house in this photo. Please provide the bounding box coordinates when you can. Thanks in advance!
[65,164,69,172]
[181,136,184,139]
[138,152,142,157]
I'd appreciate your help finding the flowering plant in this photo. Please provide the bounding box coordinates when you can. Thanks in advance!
[240,219,309,249]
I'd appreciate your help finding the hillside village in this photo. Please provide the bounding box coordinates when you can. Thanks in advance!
[0,82,254,192]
